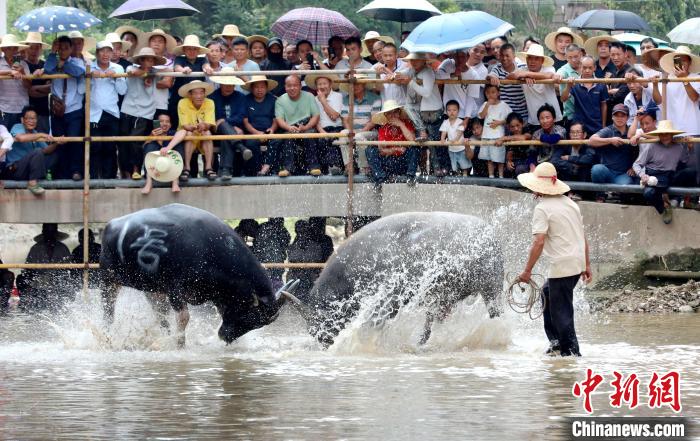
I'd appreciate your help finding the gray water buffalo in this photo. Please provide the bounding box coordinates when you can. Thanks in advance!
[100,204,299,347]
[298,212,504,347]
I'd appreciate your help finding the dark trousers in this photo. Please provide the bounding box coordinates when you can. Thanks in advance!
[0,112,21,131]
[643,168,674,214]
[320,126,344,170]
[365,146,420,184]
[90,112,120,179]
[279,127,320,174]
[424,113,449,172]
[217,122,261,177]
[51,109,84,178]
[2,150,47,181]
[556,161,591,182]
[119,113,152,175]
[143,141,185,160]
[542,274,581,356]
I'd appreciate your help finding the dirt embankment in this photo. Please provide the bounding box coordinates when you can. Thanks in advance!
[589,281,700,313]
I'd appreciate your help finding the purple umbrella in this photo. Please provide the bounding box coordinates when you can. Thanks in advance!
[271,7,360,46]
[109,0,199,20]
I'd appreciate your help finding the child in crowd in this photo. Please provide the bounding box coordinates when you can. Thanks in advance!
[440,100,472,175]
[477,84,512,178]
[624,70,661,125]
[141,113,186,194]
[467,118,487,177]
[496,112,534,177]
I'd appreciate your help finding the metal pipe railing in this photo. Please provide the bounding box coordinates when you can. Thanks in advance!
[0,262,326,270]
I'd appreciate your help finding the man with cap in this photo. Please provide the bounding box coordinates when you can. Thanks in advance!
[518,162,591,356]
[544,27,584,71]
[583,35,618,79]
[177,80,217,181]
[44,35,86,180]
[275,74,322,177]
[16,223,72,312]
[0,35,31,130]
[20,32,51,133]
[260,37,291,97]
[210,68,257,179]
[213,24,246,65]
[171,35,210,126]
[589,103,636,190]
[508,44,563,129]
[120,47,166,179]
[633,120,689,224]
[115,25,142,58]
[144,29,176,118]
[242,75,279,176]
[67,31,95,65]
[103,33,132,70]
[248,35,268,65]
[89,41,127,179]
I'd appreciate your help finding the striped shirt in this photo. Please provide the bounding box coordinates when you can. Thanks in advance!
[341,90,382,130]
[0,58,30,113]
[488,62,528,122]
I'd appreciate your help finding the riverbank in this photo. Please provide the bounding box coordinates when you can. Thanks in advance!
[588,281,700,313]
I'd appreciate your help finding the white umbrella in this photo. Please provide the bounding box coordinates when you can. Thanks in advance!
[612,32,670,54]
[667,18,700,45]
[357,0,441,24]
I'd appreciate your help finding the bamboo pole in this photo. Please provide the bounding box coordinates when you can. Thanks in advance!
[661,72,668,120]
[346,72,356,237]
[82,66,91,302]
[354,137,700,147]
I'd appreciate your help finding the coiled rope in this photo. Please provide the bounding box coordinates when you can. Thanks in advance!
[504,273,545,320]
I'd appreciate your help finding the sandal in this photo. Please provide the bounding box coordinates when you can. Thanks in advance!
[179,169,190,182]
[205,169,217,181]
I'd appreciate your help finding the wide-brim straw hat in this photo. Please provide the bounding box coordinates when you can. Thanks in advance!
[145,150,184,183]
[362,31,395,57]
[641,47,673,72]
[516,44,554,68]
[338,74,377,94]
[67,31,96,51]
[247,35,269,46]
[646,120,685,136]
[174,34,210,56]
[104,32,132,52]
[115,25,142,41]
[659,46,700,75]
[0,34,29,49]
[371,99,408,125]
[178,79,215,98]
[304,72,340,90]
[130,47,167,66]
[544,27,584,53]
[517,162,570,195]
[242,74,278,91]
[141,29,177,54]
[34,224,69,242]
[401,51,434,61]
[20,32,49,48]
[583,35,619,59]
[214,24,246,39]
[209,67,246,86]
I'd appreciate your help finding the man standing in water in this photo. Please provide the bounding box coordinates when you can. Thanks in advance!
[517,162,591,356]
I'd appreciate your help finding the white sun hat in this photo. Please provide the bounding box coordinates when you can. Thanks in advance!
[145,150,184,183]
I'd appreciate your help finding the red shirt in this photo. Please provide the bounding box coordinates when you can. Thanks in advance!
[378,119,415,156]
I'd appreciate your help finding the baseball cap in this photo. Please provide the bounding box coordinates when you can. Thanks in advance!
[612,103,629,115]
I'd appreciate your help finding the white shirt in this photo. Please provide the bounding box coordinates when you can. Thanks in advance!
[0,125,14,162]
[407,67,443,112]
[334,58,374,72]
[532,195,587,278]
[153,58,174,110]
[519,66,562,125]
[663,77,700,135]
[623,88,660,125]
[439,117,465,152]
[479,101,512,139]
[463,62,488,118]
[90,61,127,123]
[316,90,343,128]
[378,59,407,105]
[437,58,469,118]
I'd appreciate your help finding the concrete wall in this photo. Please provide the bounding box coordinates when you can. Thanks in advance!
[1,183,699,261]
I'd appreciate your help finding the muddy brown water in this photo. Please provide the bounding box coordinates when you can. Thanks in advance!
[0,288,698,441]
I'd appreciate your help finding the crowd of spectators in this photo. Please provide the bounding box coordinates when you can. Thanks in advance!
[0,25,698,221]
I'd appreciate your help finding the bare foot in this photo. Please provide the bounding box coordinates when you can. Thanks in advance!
[141,184,152,195]
[171,183,181,193]
[258,164,270,175]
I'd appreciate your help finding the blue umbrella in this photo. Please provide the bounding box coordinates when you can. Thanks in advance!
[402,11,514,54]
[13,6,101,33]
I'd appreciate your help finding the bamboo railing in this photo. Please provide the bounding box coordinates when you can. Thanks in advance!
[2,67,700,295]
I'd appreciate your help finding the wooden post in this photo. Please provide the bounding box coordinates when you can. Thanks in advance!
[82,66,91,301]
[661,73,668,120]
[346,72,356,236]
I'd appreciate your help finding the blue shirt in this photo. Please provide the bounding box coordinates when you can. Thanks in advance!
[211,88,247,128]
[90,61,127,122]
[222,59,260,95]
[7,124,46,164]
[44,53,86,114]
[244,93,276,132]
[593,125,633,174]
[570,83,609,135]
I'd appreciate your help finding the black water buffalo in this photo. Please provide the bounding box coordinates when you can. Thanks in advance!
[100,204,298,347]
[299,212,504,347]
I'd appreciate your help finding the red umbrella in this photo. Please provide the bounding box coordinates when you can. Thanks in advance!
[271,7,360,46]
